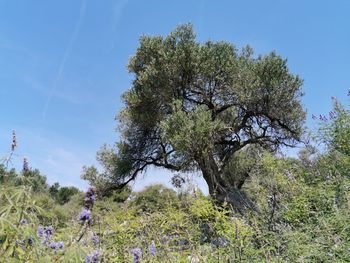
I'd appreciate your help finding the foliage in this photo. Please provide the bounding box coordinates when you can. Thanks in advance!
[318,97,350,156]
[81,145,132,201]
[1,145,350,262]
[49,183,80,205]
[100,24,306,211]
[129,184,178,213]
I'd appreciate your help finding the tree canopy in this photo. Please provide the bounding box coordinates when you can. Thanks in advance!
[107,24,305,211]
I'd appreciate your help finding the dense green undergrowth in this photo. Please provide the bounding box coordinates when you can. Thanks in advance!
[1,100,350,262]
[1,148,349,262]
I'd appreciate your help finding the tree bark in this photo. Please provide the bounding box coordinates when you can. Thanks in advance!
[197,155,256,214]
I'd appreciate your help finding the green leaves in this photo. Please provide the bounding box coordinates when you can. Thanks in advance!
[0,185,44,261]
[113,23,306,196]
[319,99,350,156]
[161,102,223,158]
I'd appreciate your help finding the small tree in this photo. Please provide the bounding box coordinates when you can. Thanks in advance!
[106,24,305,211]
[318,97,350,156]
[81,145,132,201]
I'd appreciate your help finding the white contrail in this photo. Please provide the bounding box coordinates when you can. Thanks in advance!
[107,0,129,53]
[42,0,87,120]
[112,0,129,32]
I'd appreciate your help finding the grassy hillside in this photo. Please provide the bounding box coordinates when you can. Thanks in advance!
[1,100,350,262]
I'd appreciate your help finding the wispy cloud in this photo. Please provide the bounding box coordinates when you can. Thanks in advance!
[112,0,129,32]
[107,0,129,53]
[42,0,87,120]
[26,76,87,105]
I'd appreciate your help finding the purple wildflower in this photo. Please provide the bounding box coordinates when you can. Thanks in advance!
[45,225,54,237]
[37,225,54,245]
[85,187,97,208]
[312,114,317,120]
[49,241,57,250]
[20,218,28,225]
[319,114,328,121]
[37,226,44,238]
[329,111,336,119]
[23,158,29,172]
[28,236,34,246]
[132,248,142,263]
[11,130,17,151]
[92,234,99,246]
[149,240,156,256]
[57,241,64,249]
[86,250,100,263]
[49,241,64,250]
[85,194,96,203]
[79,208,92,222]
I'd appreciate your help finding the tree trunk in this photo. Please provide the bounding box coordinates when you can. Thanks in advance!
[197,155,256,214]
[213,187,256,214]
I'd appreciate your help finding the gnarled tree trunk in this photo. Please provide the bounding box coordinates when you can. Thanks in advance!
[197,155,256,214]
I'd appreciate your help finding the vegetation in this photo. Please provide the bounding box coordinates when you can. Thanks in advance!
[1,25,349,262]
[94,24,306,212]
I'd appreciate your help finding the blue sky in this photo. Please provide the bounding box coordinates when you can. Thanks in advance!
[0,0,349,192]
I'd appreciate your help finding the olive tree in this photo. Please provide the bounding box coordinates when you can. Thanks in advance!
[106,24,305,211]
